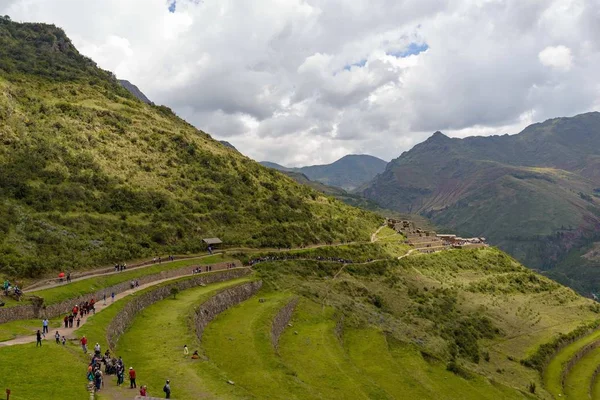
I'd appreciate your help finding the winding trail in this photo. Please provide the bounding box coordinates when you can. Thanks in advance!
[371,223,387,243]
[0,268,247,347]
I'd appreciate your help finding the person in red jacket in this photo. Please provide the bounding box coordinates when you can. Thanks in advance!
[139,385,147,397]
[129,367,137,388]
[80,335,88,353]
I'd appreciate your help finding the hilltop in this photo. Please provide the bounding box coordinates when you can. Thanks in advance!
[362,113,600,293]
[261,154,387,191]
[0,18,380,278]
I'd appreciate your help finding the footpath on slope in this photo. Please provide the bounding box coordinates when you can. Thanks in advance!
[0,267,248,348]
[19,220,386,293]
[23,254,219,292]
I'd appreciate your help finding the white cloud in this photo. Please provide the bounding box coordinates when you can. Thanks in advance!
[1,0,599,165]
[538,45,574,71]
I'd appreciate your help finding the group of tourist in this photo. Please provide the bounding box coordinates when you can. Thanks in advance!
[63,299,96,329]
[81,342,171,398]
[114,263,128,272]
[2,279,22,298]
[130,280,140,289]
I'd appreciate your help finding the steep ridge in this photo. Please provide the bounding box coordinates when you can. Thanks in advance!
[362,113,600,291]
[0,18,379,278]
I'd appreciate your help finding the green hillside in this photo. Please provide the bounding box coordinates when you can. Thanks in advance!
[362,116,600,293]
[0,18,380,278]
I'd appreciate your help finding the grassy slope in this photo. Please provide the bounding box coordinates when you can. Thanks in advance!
[110,277,255,400]
[563,345,600,399]
[0,343,89,400]
[13,254,231,307]
[0,18,380,279]
[542,329,600,398]
[254,247,598,398]
[346,328,526,400]
[202,291,307,399]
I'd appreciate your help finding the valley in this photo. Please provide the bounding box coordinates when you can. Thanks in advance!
[0,13,599,400]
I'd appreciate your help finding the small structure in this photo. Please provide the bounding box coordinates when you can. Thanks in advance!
[203,237,223,249]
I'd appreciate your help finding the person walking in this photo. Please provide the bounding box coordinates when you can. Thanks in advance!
[42,318,49,336]
[117,365,124,386]
[55,331,60,344]
[183,344,189,356]
[103,293,106,305]
[63,315,68,328]
[129,367,137,388]
[94,342,101,353]
[61,336,66,346]
[111,292,115,303]
[36,330,42,347]
[80,335,88,353]
[163,380,171,399]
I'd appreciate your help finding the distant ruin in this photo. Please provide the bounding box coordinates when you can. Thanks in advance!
[386,219,487,254]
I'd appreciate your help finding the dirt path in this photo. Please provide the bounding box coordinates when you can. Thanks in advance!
[0,269,245,348]
[23,254,219,292]
[370,222,387,243]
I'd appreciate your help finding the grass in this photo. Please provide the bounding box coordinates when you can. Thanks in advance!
[0,317,62,342]
[12,255,231,307]
[543,330,600,397]
[563,345,600,399]
[108,277,255,400]
[0,342,89,400]
[374,226,404,243]
[202,291,307,399]
[345,328,527,400]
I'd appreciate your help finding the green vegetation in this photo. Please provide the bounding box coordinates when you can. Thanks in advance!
[113,277,254,399]
[0,18,379,279]
[13,255,231,307]
[0,342,89,400]
[203,292,305,398]
[361,112,600,292]
[522,320,600,372]
[0,317,61,341]
[563,345,600,399]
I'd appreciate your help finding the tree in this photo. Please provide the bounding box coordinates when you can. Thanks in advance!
[170,287,179,299]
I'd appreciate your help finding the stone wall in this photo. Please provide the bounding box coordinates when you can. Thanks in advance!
[560,339,600,389]
[193,281,263,342]
[0,260,242,324]
[270,297,298,349]
[24,254,209,291]
[106,268,253,349]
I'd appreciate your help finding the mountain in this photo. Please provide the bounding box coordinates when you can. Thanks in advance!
[0,18,380,277]
[362,112,600,292]
[118,79,153,104]
[261,154,387,191]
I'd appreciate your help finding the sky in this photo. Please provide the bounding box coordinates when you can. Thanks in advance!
[1,0,599,167]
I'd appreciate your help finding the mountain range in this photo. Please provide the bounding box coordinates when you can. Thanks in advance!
[260,154,387,191]
[362,112,600,292]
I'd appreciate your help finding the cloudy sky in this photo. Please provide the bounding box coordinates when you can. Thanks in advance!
[2,0,599,166]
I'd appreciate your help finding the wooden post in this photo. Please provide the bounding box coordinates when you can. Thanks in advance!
[6,388,10,400]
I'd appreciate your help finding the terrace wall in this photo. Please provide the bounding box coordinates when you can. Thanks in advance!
[106,268,254,349]
[0,260,242,324]
[193,280,263,343]
[270,297,299,349]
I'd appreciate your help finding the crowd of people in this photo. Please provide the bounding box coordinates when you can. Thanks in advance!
[63,299,96,329]
[82,343,173,398]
